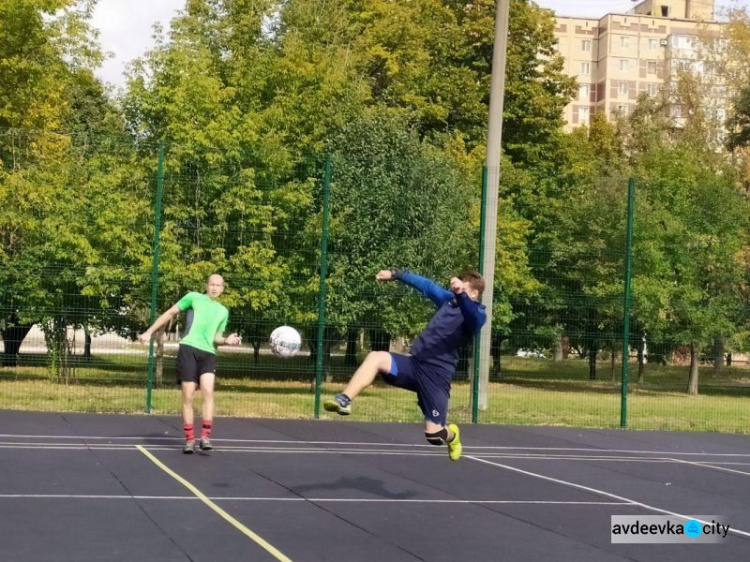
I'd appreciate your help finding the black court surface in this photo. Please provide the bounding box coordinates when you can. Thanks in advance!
[2,411,750,562]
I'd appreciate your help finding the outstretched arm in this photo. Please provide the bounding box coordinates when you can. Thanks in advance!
[138,305,181,344]
[376,269,453,307]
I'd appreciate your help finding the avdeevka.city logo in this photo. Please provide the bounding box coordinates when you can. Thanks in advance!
[611,515,730,544]
[684,519,702,538]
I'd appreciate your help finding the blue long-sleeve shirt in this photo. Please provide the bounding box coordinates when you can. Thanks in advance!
[395,271,487,378]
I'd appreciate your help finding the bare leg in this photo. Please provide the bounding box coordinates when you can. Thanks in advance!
[342,351,393,399]
[181,382,196,426]
[199,372,215,422]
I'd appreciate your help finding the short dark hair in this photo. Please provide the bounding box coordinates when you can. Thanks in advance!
[459,270,485,296]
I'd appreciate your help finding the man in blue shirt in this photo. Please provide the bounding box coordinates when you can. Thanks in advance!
[325,269,486,461]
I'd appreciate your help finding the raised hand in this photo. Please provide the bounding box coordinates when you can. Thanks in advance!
[450,277,465,295]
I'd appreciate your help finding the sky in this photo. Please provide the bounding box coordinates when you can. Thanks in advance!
[91,0,743,88]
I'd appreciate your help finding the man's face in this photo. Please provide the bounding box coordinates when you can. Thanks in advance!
[206,275,225,298]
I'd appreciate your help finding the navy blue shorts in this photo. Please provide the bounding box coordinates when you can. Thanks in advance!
[380,353,450,426]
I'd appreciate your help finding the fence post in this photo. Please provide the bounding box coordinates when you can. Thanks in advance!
[314,154,332,418]
[145,142,165,414]
[620,178,635,428]
[472,166,488,424]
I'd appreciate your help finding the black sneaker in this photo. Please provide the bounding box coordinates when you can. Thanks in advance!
[199,438,213,451]
[183,440,195,454]
[323,393,351,415]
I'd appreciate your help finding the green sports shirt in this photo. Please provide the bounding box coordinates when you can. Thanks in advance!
[177,292,229,355]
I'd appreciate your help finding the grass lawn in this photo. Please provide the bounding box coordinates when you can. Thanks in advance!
[1,352,749,433]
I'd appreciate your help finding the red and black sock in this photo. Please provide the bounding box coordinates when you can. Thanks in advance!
[201,420,213,440]
[183,423,195,442]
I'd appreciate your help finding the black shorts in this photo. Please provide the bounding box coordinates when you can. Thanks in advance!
[175,344,217,386]
[380,353,451,426]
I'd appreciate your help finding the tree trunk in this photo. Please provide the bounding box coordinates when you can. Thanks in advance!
[553,335,563,362]
[155,328,165,385]
[45,319,72,384]
[491,333,503,380]
[1,316,33,367]
[369,329,391,352]
[589,340,598,380]
[637,338,645,384]
[345,327,358,368]
[610,340,617,382]
[84,330,92,361]
[726,352,732,367]
[687,341,699,395]
[253,341,261,364]
[324,337,334,383]
[713,338,724,373]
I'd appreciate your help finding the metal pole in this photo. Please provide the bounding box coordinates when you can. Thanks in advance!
[314,155,332,418]
[620,178,635,428]
[476,0,510,411]
[146,142,165,414]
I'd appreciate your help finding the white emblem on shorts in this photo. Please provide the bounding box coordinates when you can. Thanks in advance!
[432,410,440,417]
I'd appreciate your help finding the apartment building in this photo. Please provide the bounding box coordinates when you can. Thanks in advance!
[554,0,725,130]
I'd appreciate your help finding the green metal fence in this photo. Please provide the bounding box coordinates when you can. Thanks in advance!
[2,129,750,432]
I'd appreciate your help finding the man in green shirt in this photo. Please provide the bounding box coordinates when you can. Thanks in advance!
[139,274,241,453]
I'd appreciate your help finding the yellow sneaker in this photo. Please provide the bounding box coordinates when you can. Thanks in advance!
[447,423,462,461]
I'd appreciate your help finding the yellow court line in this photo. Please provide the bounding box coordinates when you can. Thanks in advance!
[136,445,292,562]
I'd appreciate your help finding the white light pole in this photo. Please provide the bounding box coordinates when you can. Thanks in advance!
[476,0,510,410]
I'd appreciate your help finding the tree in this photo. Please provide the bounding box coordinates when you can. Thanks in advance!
[123,0,327,371]
[0,0,132,373]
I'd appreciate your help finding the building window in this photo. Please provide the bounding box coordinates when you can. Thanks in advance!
[580,106,590,124]
[717,108,726,121]
[579,84,590,100]
[620,59,629,71]
[620,36,630,48]
[582,39,591,52]
[617,105,628,114]
[618,82,628,96]
[649,38,658,49]
[581,62,590,75]
[672,59,690,71]
[647,83,658,97]
[672,35,694,49]
[661,6,669,17]
[647,60,657,74]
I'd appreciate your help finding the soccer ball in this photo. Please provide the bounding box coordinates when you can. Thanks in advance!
[269,325,302,358]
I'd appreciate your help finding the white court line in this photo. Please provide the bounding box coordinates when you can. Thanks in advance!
[669,457,750,478]
[0,443,446,456]
[0,443,701,460]
[5,442,750,466]
[0,494,629,505]
[1,433,749,458]
[467,455,750,540]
